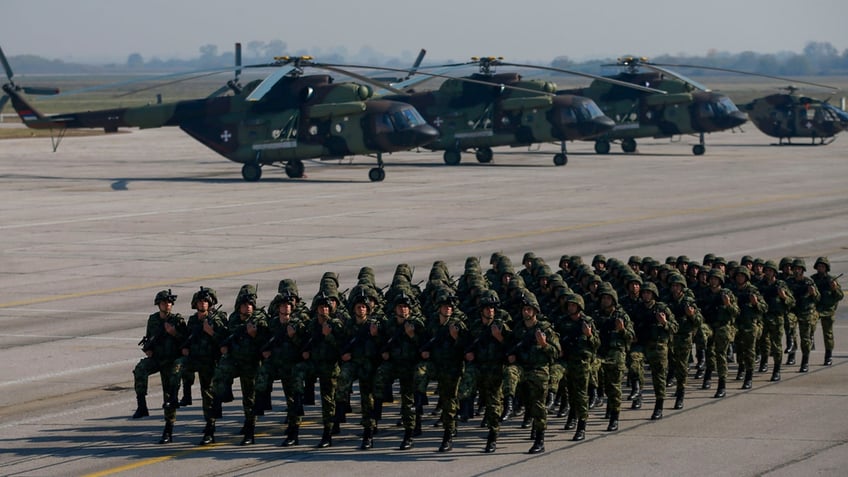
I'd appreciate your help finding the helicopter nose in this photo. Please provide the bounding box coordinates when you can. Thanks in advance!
[728,111,748,128]
[383,124,439,150]
[577,115,615,139]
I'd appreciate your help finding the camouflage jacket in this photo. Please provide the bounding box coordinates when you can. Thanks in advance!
[511,319,561,368]
[143,312,187,362]
[594,305,634,357]
[812,272,844,317]
[735,282,768,330]
[698,288,740,328]
[554,313,598,362]
[182,309,228,362]
[787,276,820,317]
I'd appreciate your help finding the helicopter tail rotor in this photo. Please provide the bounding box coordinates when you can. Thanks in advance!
[0,45,60,115]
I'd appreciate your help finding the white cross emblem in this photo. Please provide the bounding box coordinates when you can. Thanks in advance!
[433,117,444,128]
[220,130,232,142]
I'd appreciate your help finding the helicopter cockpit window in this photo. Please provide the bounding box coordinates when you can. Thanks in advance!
[575,102,605,121]
[391,108,427,130]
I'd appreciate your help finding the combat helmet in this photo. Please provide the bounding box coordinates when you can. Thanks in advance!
[641,282,659,300]
[792,258,807,271]
[814,257,830,272]
[564,293,585,311]
[191,286,217,309]
[155,289,177,305]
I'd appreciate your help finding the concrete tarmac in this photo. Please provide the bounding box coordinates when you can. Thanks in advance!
[0,126,846,476]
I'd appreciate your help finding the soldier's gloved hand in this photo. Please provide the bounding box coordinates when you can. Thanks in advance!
[722,293,731,306]
[656,311,667,326]
[262,350,271,359]
[465,352,475,362]
[449,324,459,341]
[582,321,593,336]
[404,321,415,337]
[287,325,296,338]
[203,319,214,336]
[615,318,625,331]
[370,323,379,337]
[164,321,176,336]
[536,329,548,346]
[341,352,352,362]
[491,324,503,342]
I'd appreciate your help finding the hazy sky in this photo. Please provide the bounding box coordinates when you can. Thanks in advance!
[3,0,847,63]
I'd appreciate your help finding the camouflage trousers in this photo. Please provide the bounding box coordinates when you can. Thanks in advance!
[337,359,377,430]
[627,345,645,387]
[600,350,626,413]
[458,362,478,400]
[502,363,522,398]
[519,366,550,433]
[798,312,819,356]
[670,335,694,393]
[645,342,669,401]
[255,359,306,427]
[736,325,762,372]
[171,357,215,422]
[212,355,259,422]
[783,312,798,349]
[706,325,736,380]
[566,359,591,420]
[374,360,416,431]
[589,356,601,389]
[416,362,463,434]
[477,364,504,434]
[300,361,340,428]
[134,357,179,422]
[549,360,568,404]
[819,313,836,351]
[759,315,784,365]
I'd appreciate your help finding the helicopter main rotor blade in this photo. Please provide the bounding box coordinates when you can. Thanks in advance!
[22,86,60,95]
[245,65,296,102]
[639,63,711,91]
[650,62,840,91]
[50,65,242,99]
[502,62,667,94]
[0,94,10,111]
[315,64,405,95]
[0,46,14,81]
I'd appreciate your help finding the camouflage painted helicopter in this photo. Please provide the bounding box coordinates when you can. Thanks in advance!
[559,55,749,156]
[741,86,848,144]
[372,56,666,166]
[0,45,438,182]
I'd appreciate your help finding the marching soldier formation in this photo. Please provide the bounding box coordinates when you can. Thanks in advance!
[131,253,843,454]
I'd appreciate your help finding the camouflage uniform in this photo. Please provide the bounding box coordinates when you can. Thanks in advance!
[555,293,598,441]
[253,293,306,446]
[811,257,844,366]
[698,270,740,398]
[509,292,560,453]
[211,286,270,445]
[787,259,820,372]
[758,260,794,381]
[373,293,425,450]
[666,274,702,409]
[634,282,677,419]
[171,287,228,445]
[133,290,186,444]
[301,294,344,448]
[593,285,633,431]
[732,268,767,388]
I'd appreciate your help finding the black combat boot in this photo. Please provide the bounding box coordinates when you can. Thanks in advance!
[650,399,663,420]
[521,415,532,429]
[399,429,414,450]
[587,384,598,409]
[784,336,794,353]
[824,350,833,366]
[714,378,726,398]
[413,392,425,436]
[564,409,577,430]
[179,376,193,407]
[158,422,173,444]
[317,426,332,448]
[557,398,569,418]
[627,377,637,401]
[736,366,745,381]
[631,380,643,410]
[360,426,374,450]
[742,369,753,389]
[163,385,180,412]
[240,421,255,446]
[528,430,545,454]
[770,362,781,382]
[572,419,586,441]
[200,421,215,445]
[545,391,555,411]
[786,351,796,366]
[674,389,685,410]
[607,411,619,432]
[282,424,299,447]
[500,395,514,422]
[132,395,149,419]
[484,429,497,453]
[438,429,453,452]
[701,368,713,390]
[332,404,345,435]
[799,354,810,372]
[695,349,706,379]
[758,355,769,373]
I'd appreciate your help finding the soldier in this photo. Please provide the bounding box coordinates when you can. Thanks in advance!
[635,282,677,419]
[132,290,186,444]
[733,267,767,389]
[759,260,795,381]
[619,272,645,407]
[301,293,344,448]
[811,257,844,366]
[172,287,228,445]
[787,259,820,372]
[211,285,270,445]
[666,274,702,409]
[374,292,425,450]
[698,270,739,398]
[464,290,512,453]
[417,291,467,452]
[509,291,560,453]
[779,256,799,356]
[335,291,382,450]
[555,293,598,441]
[253,292,306,447]
[594,283,634,431]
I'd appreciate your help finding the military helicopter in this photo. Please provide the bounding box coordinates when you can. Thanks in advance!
[741,86,848,144]
[559,55,749,156]
[0,44,438,182]
[371,56,666,166]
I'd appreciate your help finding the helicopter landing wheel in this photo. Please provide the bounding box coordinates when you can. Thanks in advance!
[443,150,461,165]
[368,167,386,182]
[621,138,637,153]
[692,144,706,155]
[285,160,305,178]
[594,140,611,155]
[475,147,493,163]
[553,153,568,166]
[241,163,262,182]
